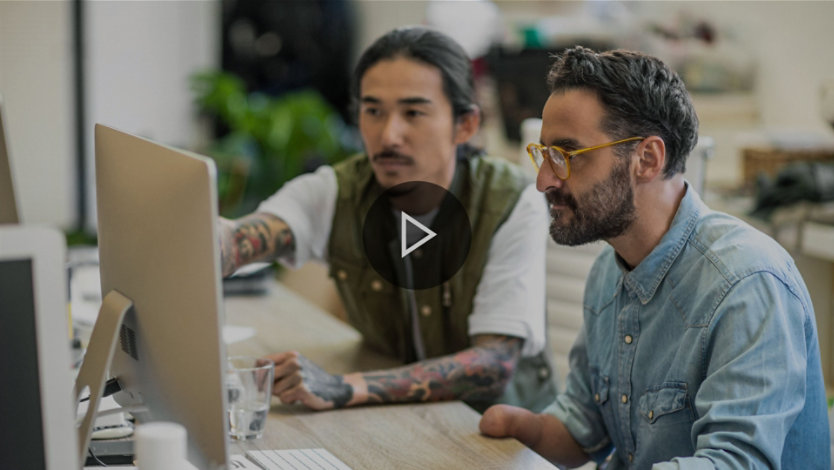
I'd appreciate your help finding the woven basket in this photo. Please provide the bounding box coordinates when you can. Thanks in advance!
[742,147,834,188]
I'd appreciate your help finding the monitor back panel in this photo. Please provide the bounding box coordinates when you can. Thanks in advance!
[94,124,228,470]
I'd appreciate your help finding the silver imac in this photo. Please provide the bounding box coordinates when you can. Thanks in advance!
[77,124,229,469]
[0,225,79,469]
[0,94,21,224]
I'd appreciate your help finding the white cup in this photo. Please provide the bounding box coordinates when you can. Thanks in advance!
[134,422,186,470]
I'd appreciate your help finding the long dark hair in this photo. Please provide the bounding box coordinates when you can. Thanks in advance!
[351,26,483,158]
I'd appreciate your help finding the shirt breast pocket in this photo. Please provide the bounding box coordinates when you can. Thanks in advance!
[638,381,694,427]
[591,371,616,431]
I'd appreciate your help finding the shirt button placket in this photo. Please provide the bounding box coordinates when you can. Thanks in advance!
[618,302,639,462]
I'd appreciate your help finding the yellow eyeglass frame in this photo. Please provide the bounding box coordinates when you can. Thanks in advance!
[527,136,644,180]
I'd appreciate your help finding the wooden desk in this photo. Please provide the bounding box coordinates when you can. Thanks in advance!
[223,282,556,469]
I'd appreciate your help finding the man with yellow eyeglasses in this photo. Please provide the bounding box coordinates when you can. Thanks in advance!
[479,47,829,468]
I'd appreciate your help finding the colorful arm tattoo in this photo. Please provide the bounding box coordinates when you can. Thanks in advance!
[358,335,522,405]
[219,213,295,276]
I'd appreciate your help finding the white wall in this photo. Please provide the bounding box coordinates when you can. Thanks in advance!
[0,0,218,232]
[84,0,219,232]
[0,1,75,228]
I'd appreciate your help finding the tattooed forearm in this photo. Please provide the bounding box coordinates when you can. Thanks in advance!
[219,213,295,277]
[360,335,522,405]
[296,355,353,408]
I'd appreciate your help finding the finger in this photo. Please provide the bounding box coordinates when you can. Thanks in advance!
[279,383,305,405]
[272,373,302,396]
[262,350,299,365]
[271,355,302,379]
[255,357,274,368]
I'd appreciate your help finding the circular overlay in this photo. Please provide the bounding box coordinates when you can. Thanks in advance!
[362,181,471,290]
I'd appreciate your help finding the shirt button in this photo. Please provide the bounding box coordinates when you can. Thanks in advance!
[624,335,633,344]
[420,305,432,317]
[413,249,423,258]
[594,393,600,403]
[621,394,628,404]
[370,279,383,291]
[648,410,654,420]
[337,269,348,281]
[538,367,549,380]
[628,453,633,462]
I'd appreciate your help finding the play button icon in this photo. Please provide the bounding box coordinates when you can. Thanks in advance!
[363,181,471,290]
[401,212,436,258]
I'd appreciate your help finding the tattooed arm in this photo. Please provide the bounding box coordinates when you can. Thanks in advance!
[218,213,295,277]
[264,334,523,411]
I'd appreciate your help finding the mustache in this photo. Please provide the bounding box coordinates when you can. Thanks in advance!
[545,190,578,211]
[372,150,415,164]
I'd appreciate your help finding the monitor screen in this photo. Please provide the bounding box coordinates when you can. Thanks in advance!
[0,226,77,469]
[0,259,46,469]
[92,124,228,470]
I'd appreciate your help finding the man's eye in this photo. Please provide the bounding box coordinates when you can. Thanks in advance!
[405,109,424,118]
[363,107,381,116]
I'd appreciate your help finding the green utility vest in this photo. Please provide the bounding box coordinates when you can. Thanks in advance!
[327,154,558,412]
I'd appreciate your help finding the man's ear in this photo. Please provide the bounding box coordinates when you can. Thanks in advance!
[634,136,666,182]
[453,105,481,144]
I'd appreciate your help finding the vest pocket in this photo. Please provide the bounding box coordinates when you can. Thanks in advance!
[328,256,405,358]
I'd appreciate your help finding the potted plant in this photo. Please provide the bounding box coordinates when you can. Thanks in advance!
[191,70,357,217]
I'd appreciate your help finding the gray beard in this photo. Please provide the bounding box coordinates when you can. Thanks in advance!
[548,159,636,246]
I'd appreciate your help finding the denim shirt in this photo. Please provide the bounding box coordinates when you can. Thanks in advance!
[546,185,830,469]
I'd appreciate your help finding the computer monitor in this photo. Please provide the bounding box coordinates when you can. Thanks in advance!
[0,94,21,224]
[79,124,229,469]
[0,225,79,469]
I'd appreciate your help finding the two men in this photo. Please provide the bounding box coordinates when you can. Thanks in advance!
[220,27,557,412]
[479,47,830,468]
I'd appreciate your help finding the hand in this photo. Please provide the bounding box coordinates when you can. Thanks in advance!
[265,351,353,411]
[479,404,529,438]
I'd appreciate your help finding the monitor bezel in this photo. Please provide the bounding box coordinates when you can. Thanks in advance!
[0,225,78,469]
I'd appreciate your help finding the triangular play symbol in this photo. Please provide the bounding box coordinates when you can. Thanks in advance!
[401,212,437,258]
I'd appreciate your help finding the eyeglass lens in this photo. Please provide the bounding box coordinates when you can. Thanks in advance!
[532,146,569,179]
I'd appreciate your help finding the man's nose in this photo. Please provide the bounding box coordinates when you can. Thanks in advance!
[380,115,405,147]
[536,166,564,193]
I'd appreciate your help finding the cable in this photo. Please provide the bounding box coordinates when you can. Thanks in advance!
[87,446,107,467]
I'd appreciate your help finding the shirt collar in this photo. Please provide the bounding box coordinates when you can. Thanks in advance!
[620,183,704,304]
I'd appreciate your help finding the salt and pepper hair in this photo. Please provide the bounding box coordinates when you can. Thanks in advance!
[547,47,699,177]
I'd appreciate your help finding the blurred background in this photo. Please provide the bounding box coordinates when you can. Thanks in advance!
[3,0,834,231]
[2,1,834,400]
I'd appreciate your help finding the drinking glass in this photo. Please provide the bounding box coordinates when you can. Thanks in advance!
[225,356,274,440]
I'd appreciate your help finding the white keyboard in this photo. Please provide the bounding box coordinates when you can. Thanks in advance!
[244,449,352,470]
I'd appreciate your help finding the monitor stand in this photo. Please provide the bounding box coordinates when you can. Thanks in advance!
[74,290,132,469]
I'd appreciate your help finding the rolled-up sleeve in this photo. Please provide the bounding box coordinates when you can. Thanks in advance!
[544,327,614,463]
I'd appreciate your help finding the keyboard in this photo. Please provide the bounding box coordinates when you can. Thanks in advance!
[245,449,352,470]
